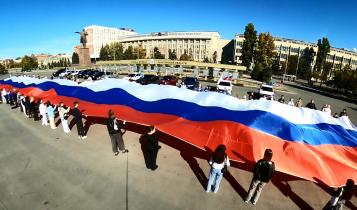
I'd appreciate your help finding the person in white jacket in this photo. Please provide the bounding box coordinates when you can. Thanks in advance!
[39,100,48,126]
[58,102,71,133]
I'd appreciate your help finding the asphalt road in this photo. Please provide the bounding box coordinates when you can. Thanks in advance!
[1,103,356,210]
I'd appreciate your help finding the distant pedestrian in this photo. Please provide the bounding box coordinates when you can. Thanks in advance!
[245,149,275,205]
[339,109,348,117]
[46,102,57,129]
[72,102,87,139]
[28,97,36,118]
[296,98,303,107]
[327,179,355,210]
[20,95,29,117]
[287,98,294,106]
[333,113,339,118]
[39,100,48,126]
[106,110,128,156]
[322,104,332,116]
[278,95,285,103]
[306,99,317,109]
[58,102,71,133]
[143,126,161,170]
[1,88,6,103]
[206,144,230,193]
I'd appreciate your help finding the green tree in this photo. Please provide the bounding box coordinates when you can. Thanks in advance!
[20,55,38,72]
[241,23,257,68]
[271,57,281,74]
[320,62,333,86]
[260,66,272,83]
[286,55,298,75]
[254,32,275,68]
[123,46,134,60]
[133,45,146,59]
[72,52,79,65]
[250,62,262,80]
[153,47,165,59]
[314,37,330,73]
[298,47,315,80]
[100,44,110,60]
[180,50,192,61]
[168,49,177,60]
[0,64,8,75]
[110,42,124,60]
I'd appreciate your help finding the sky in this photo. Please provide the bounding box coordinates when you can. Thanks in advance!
[1,0,357,59]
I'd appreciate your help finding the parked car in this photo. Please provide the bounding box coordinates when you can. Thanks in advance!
[259,84,274,99]
[59,70,73,79]
[103,71,115,78]
[123,73,142,81]
[136,74,160,85]
[77,69,91,78]
[204,85,218,92]
[217,80,233,95]
[85,70,99,79]
[52,68,67,77]
[181,77,199,90]
[160,75,178,86]
[91,71,105,80]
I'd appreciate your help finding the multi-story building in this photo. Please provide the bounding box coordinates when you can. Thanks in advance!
[81,25,230,63]
[84,25,137,59]
[118,32,229,63]
[234,34,357,72]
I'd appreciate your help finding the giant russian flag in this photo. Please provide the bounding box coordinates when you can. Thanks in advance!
[1,76,356,187]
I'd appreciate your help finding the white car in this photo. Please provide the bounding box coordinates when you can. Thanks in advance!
[259,84,274,98]
[123,73,142,81]
[217,80,233,95]
[59,70,73,78]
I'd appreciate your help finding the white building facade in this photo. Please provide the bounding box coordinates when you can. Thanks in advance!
[234,34,357,71]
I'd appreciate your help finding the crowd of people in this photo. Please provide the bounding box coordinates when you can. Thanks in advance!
[0,85,355,209]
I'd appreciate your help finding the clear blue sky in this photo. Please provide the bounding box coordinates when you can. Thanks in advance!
[1,0,356,58]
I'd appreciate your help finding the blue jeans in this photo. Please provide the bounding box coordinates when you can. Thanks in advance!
[206,167,223,193]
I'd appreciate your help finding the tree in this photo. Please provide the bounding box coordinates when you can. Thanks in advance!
[0,64,8,75]
[251,62,262,80]
[286,55,298,75]
[123,46,134,60]
[271,57,281,74]
[314,37,330,74]
[180,50,192,61]
[241,23,257,68]
[110,42,124,60]
[168,49,177,60]
[153,47,165,59]
[254,32,275,68]
[133,45,146,59]
[20,55,38,72]
[298,47,315,80]
[320,62,333,86]
[100,44,110,61]
[72,52,79,65]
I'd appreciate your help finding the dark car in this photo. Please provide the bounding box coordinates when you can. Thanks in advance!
[181,77,199,90]
[77,69,91,78]
[52,68,66,77]
[91,71,105,80]
[204,85,218,92]
[160,75,178,86]
[136,74,160,85]
[85,70,99,79]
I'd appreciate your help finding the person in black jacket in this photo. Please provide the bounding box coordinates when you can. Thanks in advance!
[245,149,275,205]
[327,179,355,210]
[306,99,317,109]
[143,126,161,170]
[72,101,87,139]
[106,110,128,156]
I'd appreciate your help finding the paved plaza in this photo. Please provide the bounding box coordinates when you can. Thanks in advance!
[0,88,356,209]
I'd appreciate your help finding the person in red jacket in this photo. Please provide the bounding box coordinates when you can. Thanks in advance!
[245,149,275,205]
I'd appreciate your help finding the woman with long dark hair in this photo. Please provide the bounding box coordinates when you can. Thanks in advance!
[206,144,230,193]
